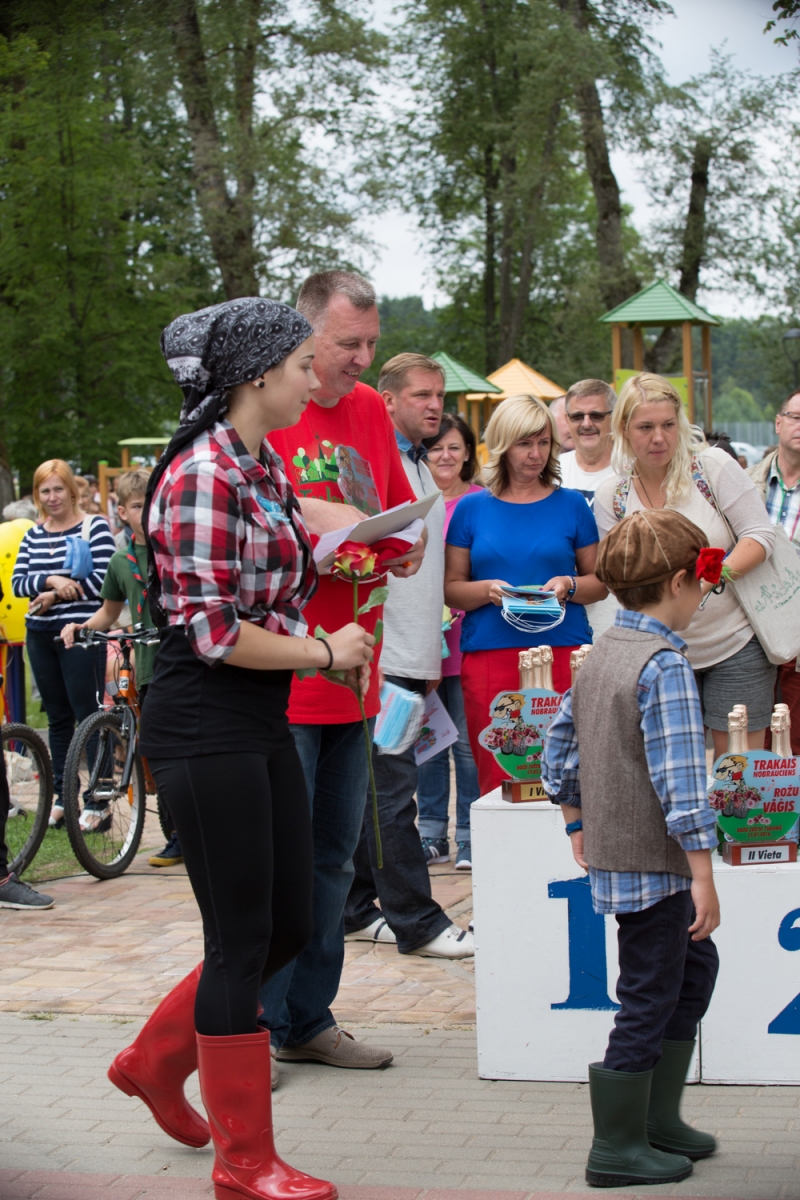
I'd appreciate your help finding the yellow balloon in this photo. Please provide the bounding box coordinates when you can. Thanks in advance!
[0,519,35,643]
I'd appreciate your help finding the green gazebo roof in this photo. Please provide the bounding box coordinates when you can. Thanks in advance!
[432,351,502,394]
[598,280,721,327]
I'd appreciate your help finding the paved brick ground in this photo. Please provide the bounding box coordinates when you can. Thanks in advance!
[1,1014,799,1199]
[0,860,473,1024]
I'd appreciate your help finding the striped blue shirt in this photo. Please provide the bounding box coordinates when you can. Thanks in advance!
[542,609,718,914]
[12,516,117,631]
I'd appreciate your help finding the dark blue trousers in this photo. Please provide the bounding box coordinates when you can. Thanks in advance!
[604,889,719,1074]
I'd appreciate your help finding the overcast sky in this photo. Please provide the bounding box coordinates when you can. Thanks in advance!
[363,0,796,311]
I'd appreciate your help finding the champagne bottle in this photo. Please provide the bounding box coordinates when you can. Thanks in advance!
[518,650,536,691]
[727,709,747,754]
[569,645,592,687]
[539,645,554,692]
[771,705,792,757]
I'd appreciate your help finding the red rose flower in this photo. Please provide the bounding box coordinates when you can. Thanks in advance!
[696,547,726,585]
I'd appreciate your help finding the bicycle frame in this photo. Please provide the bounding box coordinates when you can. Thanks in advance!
[106,638,158,796]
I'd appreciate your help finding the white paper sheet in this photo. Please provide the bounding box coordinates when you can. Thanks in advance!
[313,491,440,573]
[414,689,459,766]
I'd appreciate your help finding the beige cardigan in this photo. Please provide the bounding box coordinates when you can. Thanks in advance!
[594,448,775,671]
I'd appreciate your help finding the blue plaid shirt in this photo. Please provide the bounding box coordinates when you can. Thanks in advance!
[542,610,718,914]
[764,454,800,553]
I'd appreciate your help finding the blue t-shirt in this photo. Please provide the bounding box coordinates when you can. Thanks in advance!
[446,486,598,651]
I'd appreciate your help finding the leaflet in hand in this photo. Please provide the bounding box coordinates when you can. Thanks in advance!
[313,491,441,574]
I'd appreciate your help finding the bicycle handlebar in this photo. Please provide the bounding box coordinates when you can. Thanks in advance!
[54,627,161,647]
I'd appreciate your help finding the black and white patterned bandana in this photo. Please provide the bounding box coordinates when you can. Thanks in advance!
[161,297,313,427]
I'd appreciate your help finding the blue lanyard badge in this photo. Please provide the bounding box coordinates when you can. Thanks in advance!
[256,495,290,523]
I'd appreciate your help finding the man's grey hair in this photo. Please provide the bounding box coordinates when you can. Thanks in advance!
[296,271,377,330]
[565,378,617,412]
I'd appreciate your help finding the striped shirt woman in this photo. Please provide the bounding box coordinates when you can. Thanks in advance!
[13,518,116,630]
[11,460,115,823]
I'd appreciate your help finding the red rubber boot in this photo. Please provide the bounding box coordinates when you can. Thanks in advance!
[108,963,209,1147]
[197,1029,338,1200]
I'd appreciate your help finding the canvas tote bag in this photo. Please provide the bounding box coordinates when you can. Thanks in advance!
[699,462,800,665]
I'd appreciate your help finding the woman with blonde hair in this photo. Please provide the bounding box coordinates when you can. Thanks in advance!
[594,372,776,757]
[12,459,116,826]
[445,394,606,794]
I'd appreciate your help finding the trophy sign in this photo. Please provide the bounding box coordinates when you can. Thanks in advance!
[482,646,589,803]
[711,705,799,865]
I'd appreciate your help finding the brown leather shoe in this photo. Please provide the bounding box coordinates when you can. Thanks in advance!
[276,1025,393,1069]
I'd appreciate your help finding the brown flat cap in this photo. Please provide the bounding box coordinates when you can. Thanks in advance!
[597,510,709,590]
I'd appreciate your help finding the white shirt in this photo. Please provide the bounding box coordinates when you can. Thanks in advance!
[559,452,618,639]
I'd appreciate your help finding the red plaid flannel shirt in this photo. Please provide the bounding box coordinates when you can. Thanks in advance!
[148,421,317,665]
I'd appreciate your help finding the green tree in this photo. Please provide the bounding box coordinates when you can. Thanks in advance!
[638,52,793,372]
[713,381,765,423]
[164,0,387,299]
[0,1,213,489]
[396,0,662,375]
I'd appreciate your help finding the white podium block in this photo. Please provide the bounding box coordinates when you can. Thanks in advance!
[472,790,621,1082]
[701,859,800,1084]
[472,791,800,1083]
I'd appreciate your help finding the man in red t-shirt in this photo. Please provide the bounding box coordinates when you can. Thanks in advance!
[259,271,424,1079]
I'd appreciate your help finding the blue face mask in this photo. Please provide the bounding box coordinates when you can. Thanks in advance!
[374,682,425,755]
[499,586,566,633]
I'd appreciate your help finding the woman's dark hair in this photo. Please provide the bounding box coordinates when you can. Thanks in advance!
[422,413,479,482]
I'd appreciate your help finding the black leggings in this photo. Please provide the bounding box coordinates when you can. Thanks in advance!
[149,745,313,1037]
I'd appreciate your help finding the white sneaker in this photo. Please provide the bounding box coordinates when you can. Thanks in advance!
[410,923,474,959]
[344,916,397,944]
[48,804,64,828]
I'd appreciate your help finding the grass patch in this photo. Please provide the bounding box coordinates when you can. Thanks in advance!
[17,825,83,884]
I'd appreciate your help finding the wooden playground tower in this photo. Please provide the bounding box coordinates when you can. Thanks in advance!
[599,279,721,425]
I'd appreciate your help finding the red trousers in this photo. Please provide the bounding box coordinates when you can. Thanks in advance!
[461,646,575,796]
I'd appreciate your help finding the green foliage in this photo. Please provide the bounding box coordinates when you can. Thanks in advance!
[713,382,765,423]
[0,0,388,485]
[711,318,799,415]
[0,1,215,484]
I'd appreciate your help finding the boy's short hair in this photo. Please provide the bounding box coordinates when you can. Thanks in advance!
[597,510,708,610]
[116,469,150,507]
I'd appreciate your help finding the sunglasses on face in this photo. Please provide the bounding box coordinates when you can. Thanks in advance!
[565,410,612,424]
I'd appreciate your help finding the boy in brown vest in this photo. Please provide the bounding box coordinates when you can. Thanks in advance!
[543,510,722,1188]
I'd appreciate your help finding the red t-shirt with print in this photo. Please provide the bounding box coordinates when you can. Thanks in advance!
[269,382,416,723]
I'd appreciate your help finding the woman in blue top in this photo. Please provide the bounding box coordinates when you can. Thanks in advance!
[445,394,606,794]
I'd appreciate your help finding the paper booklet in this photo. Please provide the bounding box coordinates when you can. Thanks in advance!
[313,491,441,574]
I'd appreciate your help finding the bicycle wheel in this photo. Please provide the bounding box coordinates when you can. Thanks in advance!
[3,724,54,877]
[63,709,145,879]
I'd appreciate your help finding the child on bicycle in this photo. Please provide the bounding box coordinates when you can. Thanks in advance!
[60,470,182,865]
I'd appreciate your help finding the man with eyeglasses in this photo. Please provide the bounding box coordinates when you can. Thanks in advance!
[748,390,800,752]
[559,378,618,637]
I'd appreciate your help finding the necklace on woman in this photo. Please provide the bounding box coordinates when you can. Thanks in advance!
[633,472,662,510]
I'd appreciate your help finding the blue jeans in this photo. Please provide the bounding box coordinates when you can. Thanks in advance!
[257,719,372,1049]
[26,628,105,803]
[416,675,478,843]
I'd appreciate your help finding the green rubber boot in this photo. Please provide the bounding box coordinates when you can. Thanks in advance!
[585,1062,693,1188]
[647,1040,717,1160]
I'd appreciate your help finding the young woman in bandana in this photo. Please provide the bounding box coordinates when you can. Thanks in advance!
[107,299,374,1200]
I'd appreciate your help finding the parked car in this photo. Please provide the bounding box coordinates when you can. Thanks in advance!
[730,441,764,468]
